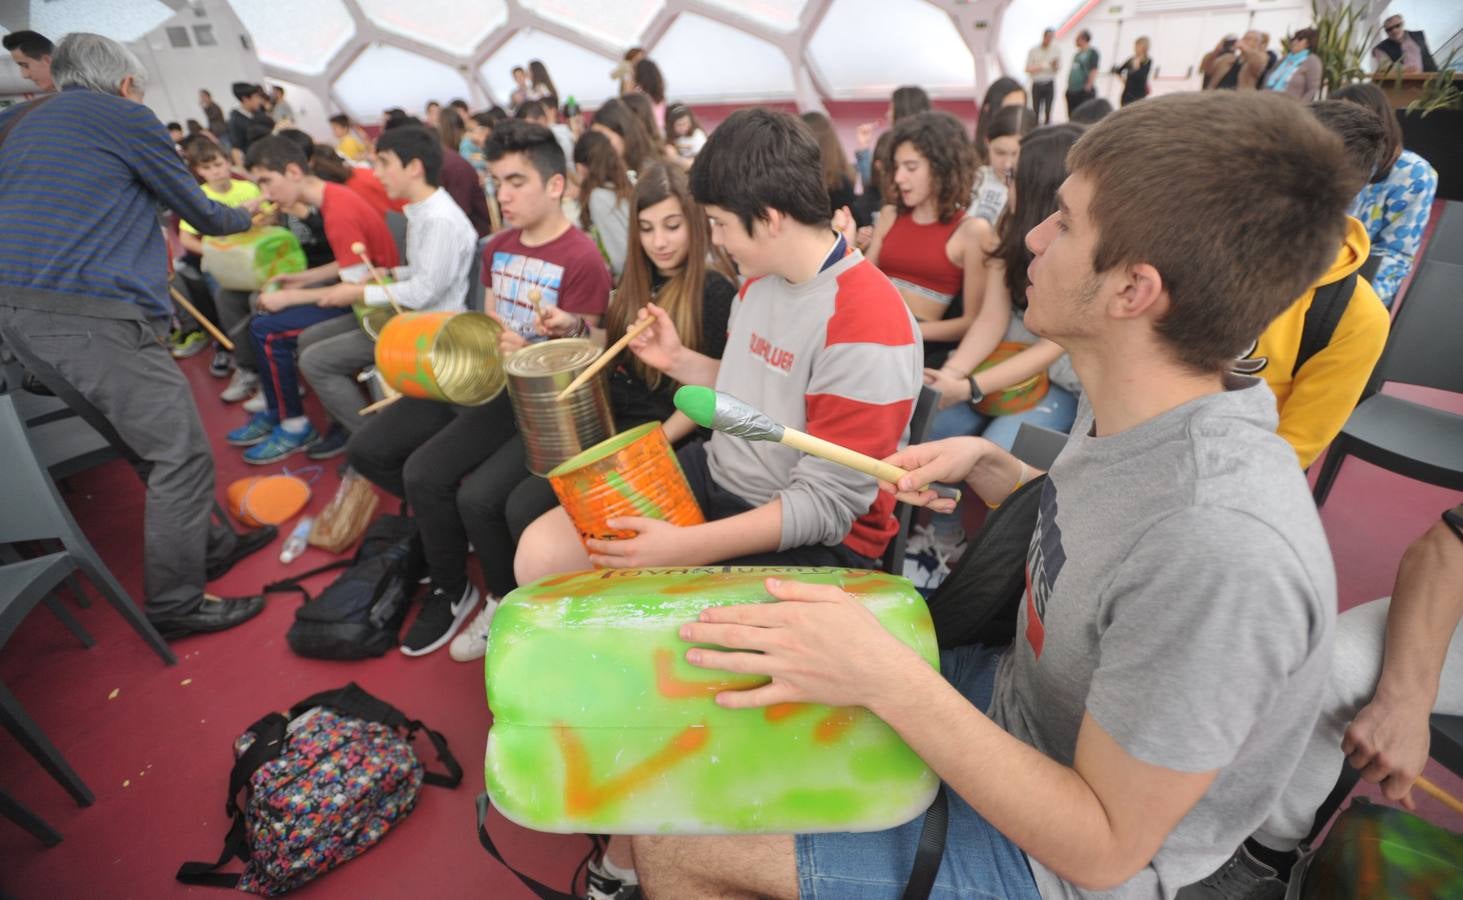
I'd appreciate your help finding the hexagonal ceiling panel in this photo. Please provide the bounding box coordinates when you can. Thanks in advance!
[656,14,795,101]
[481,28,621,108]
[808,0,973,96]
[517,0,663,50]
[698,0,810,33]
[31,0,174,43]
[227,0,356,76]
[356,0,508,58]
[335,44,472,122]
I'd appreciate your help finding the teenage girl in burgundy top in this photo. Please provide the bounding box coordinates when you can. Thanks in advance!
[863,111,992,369]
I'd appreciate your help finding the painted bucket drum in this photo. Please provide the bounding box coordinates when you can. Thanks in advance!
[485,566,940,835]
[201,226,305,291]
[505,339,616,476]
[373,311,505,406]
[352,302,395,340]
[973,340,1050,417]
[546,422,704,550]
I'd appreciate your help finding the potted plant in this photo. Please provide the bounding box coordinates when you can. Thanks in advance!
[1307,0,1374,96]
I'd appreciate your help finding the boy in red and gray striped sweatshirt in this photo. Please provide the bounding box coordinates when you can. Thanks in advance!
[515,107,921,574]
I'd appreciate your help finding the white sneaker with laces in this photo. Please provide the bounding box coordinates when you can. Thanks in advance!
[903,522,964,590]
[449,595,501,662]
[242,381,305,413]
[220,369,259,403]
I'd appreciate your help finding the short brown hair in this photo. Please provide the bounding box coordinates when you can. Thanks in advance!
[1331,82,1403,181]
[886,111,976,222]
[1067,91,1354,373]
[1308,100,1388,186]
[182,134,225,171]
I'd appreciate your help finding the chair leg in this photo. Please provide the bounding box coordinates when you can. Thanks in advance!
[1311,437,1350,507]
[0,789,62,847]
[65,571,90,609]
[0,681,94,807]
[71,555,176,666]
[42,593,95,648]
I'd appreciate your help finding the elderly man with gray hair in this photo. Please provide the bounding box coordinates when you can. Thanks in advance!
[0,33,273,640]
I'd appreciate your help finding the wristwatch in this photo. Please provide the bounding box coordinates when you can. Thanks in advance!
[1444,504,1463,545]
[966,374,985,409]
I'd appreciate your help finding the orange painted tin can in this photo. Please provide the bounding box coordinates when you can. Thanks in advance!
[373,311,505,406]
[546,422,705,551]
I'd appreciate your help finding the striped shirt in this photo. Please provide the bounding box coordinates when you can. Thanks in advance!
[708,247,922,560]
[0,87,251,319]
[363,187,476,312]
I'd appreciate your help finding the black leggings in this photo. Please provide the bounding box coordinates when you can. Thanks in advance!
[346,394,557,597]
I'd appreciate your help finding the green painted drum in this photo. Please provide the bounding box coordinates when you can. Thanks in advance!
[485,567,940,835]
[201,226,305,291]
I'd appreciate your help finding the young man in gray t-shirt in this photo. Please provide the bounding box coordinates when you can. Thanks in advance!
[630,91,1366,899]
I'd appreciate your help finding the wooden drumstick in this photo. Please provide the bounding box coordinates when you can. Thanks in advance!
[168,286,234,351]
[357,368,401,416]
[1416,775,1463,815]
[555,316,656,401]
[350,241,404,315]
[674,385,961,503]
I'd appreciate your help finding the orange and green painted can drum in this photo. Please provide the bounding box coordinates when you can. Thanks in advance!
[973,340,1050,416]
[484,567,940,835]
[546,423,704,551]
[373,311,506,406]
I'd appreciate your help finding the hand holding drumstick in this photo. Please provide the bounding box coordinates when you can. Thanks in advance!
[350,241,403,314]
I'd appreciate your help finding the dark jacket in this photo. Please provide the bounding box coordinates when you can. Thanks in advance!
[1373,31,1438,73]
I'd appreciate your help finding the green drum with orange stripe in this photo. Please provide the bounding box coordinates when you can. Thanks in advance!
[546,422,704,552]
[484,567,940,835]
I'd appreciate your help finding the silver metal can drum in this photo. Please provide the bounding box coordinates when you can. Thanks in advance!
[505,338,617,476]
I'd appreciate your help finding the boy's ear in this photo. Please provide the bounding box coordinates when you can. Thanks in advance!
[761,207,783,238]
[547,171,566,200]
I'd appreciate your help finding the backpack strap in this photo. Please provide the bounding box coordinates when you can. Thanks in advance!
[901,785,949,900]
[175,712,290,887]
[1294,272,1357,378]
[476,793,586,900]
[261,557,355,602]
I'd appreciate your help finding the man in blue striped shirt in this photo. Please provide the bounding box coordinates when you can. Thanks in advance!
[0,34,273,639]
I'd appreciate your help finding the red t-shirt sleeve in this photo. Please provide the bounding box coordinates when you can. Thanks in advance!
[556,231,612,316]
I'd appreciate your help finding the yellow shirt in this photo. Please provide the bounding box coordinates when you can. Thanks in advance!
[337,133,367,162]
[1241,217,1390,468]
[180,179,261,235]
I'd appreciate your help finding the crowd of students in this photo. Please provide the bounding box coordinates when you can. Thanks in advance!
[0,24,1457,900]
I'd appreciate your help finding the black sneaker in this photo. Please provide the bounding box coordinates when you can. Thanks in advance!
[151,594,265,640]
[400,583,479,657]
[209,348,233,378]
[1177,843,1289,900]
[306,425,351,460]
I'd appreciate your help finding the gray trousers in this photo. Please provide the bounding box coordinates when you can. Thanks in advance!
[298,314,373,434]
[1255,596,1463,848]
[213,287,258,372]
[0,306,236,620]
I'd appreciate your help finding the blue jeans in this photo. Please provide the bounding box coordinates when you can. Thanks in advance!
[250,305,348,420]
[795,646,1039,899]
[927,384,1077,451]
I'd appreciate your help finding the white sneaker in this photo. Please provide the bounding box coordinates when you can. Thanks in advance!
[241,382,306,413]
[220,369,259,403]
[449,595,501,662]
[903,523,964,590]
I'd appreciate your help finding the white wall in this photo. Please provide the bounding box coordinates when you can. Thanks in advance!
[131,0,266,131]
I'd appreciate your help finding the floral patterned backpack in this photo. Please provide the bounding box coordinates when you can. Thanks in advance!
[176,683,462,895]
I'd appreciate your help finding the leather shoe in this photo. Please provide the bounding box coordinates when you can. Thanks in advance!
[152,594,265,640]
[206,525,277,581]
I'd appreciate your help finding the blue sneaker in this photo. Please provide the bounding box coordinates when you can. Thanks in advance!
[226,412,277,447]
[243,423,319,465]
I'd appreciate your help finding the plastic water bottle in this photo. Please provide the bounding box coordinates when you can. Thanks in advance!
[280,517,314,564]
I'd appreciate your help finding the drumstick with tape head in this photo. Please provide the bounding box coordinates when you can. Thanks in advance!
[673,385,961,503]
[555,316,656,401]
[350,241,404,315]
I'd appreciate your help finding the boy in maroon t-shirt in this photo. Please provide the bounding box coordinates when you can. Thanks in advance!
[344,120,611,659]
[227,135,400,464]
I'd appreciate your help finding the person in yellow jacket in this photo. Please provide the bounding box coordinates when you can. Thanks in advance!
[1236,215,1389,468]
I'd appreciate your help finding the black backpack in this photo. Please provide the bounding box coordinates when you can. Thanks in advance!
[923,476,1047,649]
[265,515,425,659]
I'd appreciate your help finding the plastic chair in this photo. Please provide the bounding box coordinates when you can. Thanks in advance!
[1312,260,1463,505]
[881,385,940,575]
[0,395,177,805]
[1431,714,1463,778]
[1011,421,1070,471]
[386,210,409,265]
[465,235,490,312]
[0,788,60,847]
[1418,199,1463,268]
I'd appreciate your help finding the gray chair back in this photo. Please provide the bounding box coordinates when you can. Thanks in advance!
[1419,199,1463,268]
[465,235,490,312]
[0,395,88,547]
[1373,260,1463,394]
[1011,421,1070,471]
[880,385,940,575]
[385,211,409,265]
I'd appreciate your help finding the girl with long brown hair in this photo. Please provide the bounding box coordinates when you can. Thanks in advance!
[590,97,659,174]
[573,130,634,278]
[800,110,857,220]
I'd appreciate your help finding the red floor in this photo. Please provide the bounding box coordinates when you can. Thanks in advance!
[3,298,1461,896]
